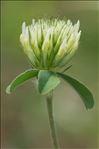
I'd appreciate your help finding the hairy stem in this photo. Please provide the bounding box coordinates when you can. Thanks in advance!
[46,92,59,149]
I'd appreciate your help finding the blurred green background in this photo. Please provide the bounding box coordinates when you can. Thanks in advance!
[1,1,99,149]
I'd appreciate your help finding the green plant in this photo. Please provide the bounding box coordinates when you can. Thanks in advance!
[6,18,94,149]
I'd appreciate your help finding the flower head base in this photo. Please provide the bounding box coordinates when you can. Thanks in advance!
[20,18,81,70]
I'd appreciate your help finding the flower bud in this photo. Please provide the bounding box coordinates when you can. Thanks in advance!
[20,18,81,70]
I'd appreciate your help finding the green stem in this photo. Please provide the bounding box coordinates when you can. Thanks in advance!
[46,92,59,149]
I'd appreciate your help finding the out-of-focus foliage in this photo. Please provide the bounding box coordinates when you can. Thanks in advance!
[1,1,98,149]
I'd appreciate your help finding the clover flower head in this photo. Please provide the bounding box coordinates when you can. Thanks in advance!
[20,18,81,70]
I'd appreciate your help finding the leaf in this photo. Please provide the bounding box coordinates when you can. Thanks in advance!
[6,69,38,94]
[38,70,60,95]
[57,73,94,109]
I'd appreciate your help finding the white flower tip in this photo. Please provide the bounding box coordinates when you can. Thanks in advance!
[75,20,80,29]
[32,19,36,26]
[77,30,81,41]
[20,34,24,45]
[20,23,29,46]
[73,20,80,35]
[67,19,71,25]
[22,22,26,33]
[77,20,80,26]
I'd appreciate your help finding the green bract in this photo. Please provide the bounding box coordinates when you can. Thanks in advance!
[6,18,94,109]
[20,19,81,70]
